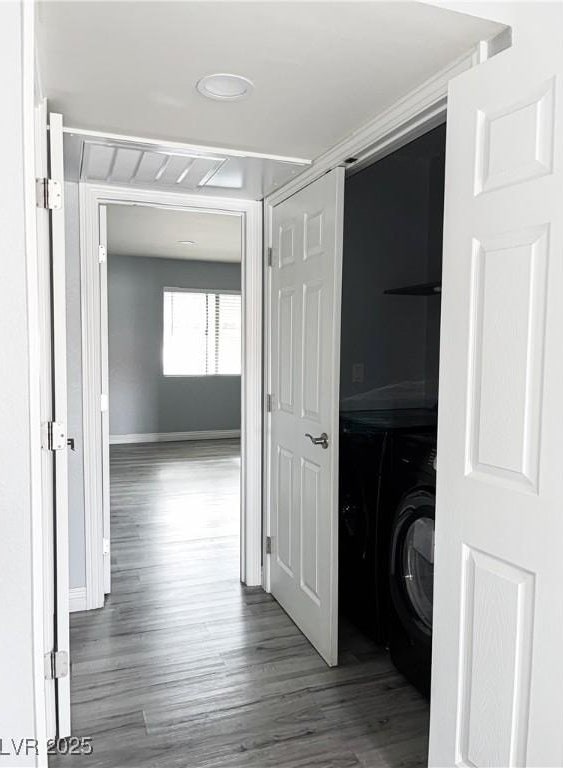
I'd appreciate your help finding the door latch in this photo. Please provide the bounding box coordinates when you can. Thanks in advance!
[305,432,329,449]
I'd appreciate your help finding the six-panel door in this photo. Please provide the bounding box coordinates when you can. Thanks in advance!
[269,168,344,665]
[429,17,563,767]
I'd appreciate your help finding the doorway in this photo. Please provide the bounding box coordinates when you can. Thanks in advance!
[338,122,447,753]
[265,121,446,762]
[103,201,244,599]
[78,186,263,613]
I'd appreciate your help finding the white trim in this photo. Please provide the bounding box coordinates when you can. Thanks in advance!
[69,587,87,613]
[63,125,312,166]
[99,204,110,595]
[80,184,105,610]
[80,184,263,610]
[163,286,241,295]
[110,429,241,445]
[262,47,479,594]
[33,25,45,105]
[49,112,72,737]
[262,202,273,593]
[240,199,263,587]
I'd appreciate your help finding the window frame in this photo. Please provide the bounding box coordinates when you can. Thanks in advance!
[162,286,242,378]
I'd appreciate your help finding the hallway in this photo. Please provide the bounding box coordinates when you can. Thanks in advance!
[54,441,429,768]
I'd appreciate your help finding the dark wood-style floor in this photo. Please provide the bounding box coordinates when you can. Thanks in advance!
[55,440,429,767]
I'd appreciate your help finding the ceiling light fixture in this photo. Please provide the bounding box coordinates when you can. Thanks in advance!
[196,73,254,102]
[177,240,196,246]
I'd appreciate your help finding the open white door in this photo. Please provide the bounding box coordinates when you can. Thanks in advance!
[99,204,111,594]
[36,99,57,740]
[269,168,344,666]
[430,15,563,768]
[46,112,71,737]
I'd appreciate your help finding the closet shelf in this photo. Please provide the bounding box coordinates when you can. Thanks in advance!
[383,281,441,296]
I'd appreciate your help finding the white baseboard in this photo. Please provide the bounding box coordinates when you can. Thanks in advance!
[109,429,241,445]
[69,587,88,613]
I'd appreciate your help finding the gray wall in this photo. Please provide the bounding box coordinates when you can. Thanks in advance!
[340,125,445,411]
[108,254,241,436]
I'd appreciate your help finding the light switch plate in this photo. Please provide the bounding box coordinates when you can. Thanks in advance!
[352,363,364,383]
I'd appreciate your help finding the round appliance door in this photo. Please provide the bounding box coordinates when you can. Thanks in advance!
[390,489,435,643]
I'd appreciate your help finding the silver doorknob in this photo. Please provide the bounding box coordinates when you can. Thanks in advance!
[305,432,329,449]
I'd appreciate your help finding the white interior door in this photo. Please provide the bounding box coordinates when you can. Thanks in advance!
[36,99,57,740]
[48,112,71,737]
[430,18,563,768]
[99,204,111,594]
[269,167,344,666]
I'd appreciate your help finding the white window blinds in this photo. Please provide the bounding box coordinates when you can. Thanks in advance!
[163,290,241,376]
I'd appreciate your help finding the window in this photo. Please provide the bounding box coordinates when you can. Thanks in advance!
[163,289,242,376]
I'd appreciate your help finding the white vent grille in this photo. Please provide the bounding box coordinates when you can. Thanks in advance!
[81,141,228,189]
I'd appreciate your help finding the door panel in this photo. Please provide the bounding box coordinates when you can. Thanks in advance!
[300,457,321,602]
[278,289,295,412]
[270,168,344,666]
[302,281,322,419]
[429,15,563,767]
[276,446,293,574]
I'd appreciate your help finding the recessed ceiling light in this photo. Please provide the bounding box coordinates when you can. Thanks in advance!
[177,240,196,246]
[196,73,254,102]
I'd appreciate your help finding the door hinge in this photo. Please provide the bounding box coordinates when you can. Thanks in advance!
[44,650,69,680]
[100,393,109,412]
[103,538,110,556]
[267,246,273,267]
[266,536,272,555]
[36,178,62,210]
[42,421,67,451]
[266,393,273,412]
[98,244,107,263]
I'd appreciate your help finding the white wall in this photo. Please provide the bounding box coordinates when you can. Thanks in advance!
[0,3,46,765]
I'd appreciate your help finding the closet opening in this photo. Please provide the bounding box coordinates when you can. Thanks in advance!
[338,123,446,739]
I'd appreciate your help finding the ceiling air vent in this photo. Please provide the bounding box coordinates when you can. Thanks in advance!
[80,141,228,189]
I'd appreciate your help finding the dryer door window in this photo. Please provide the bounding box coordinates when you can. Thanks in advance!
[402,516,434,633]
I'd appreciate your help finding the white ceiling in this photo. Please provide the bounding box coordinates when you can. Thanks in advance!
[107,205,242,262]
[37,2,503,160]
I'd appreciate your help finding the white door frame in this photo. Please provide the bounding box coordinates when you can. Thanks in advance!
[79,183,263,609]
[262,47,480,592]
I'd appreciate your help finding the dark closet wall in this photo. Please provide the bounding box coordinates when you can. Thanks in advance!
[340,124,445,410]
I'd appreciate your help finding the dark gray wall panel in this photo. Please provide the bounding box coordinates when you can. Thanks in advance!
[340,125,445,411]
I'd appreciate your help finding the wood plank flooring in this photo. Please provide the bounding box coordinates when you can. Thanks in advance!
[53,440,429,767]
